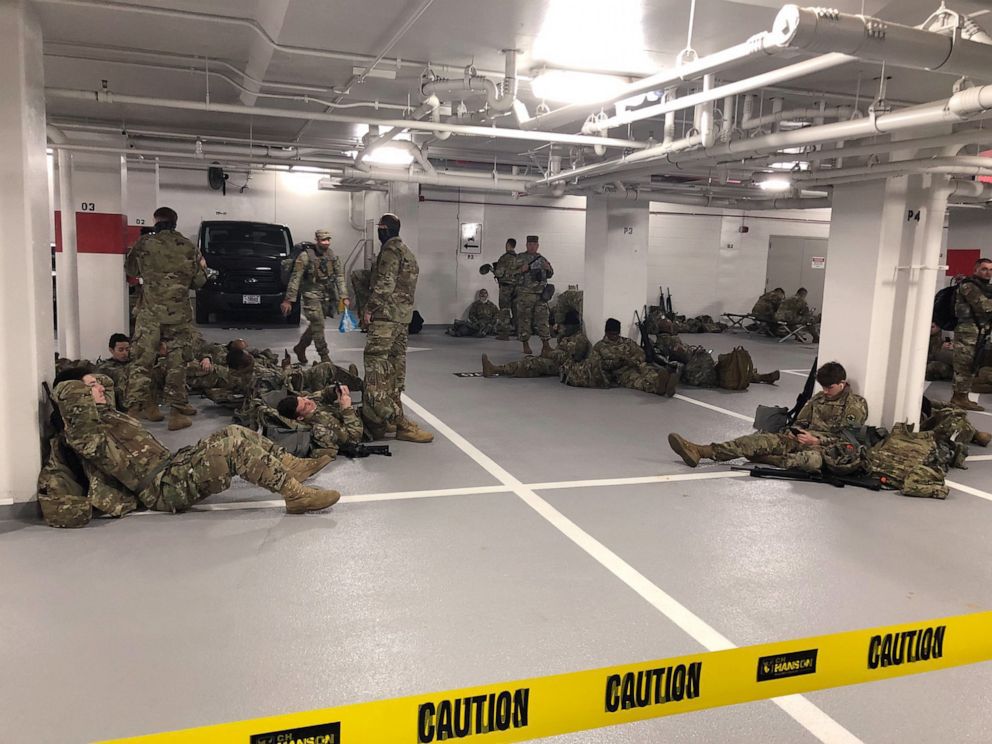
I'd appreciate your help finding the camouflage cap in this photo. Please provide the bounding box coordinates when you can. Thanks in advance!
[315,229,332,240]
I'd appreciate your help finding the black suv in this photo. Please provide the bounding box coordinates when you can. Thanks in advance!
[195,220,300,324]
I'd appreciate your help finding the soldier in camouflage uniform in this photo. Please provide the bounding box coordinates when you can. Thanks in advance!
[926,323,954,381]
[276,386,364,458]
[552,287,583,329]
[42,370,339,526]
[669,362,868,469]
[447,289,499,337]
[589,319,678,396]
[481,310,590,378]
[492,238,520,339]
[125,207,207,431]
[773,288,813,337]
[94,333,132,411]
[951,258,992,411]
[750,288,785,323]
[281,229,350,365]
[515,235,555,356]
[362,213,433,443]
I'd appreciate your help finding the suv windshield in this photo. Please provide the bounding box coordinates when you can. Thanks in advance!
[203,225,290,256]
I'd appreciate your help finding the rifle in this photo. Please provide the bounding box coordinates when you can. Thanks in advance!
[973,322,991,374]
[665,287,674,315]
[339,442,392,458]
[731,465,886,491]
[634,308,657,365]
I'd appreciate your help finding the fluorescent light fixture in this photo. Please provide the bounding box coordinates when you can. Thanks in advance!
[531,70,628,105]
[757,177,792,192]
[353,66,396,80]
[364,145,414,166]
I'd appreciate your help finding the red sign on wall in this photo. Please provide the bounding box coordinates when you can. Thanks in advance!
[946,248,981,277]
[54,211,129,254]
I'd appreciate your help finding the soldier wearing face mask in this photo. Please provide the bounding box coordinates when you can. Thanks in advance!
[361,213,433,443]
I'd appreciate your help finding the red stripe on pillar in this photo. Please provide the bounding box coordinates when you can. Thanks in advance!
[53,212,130,254]
[946,249,981,277]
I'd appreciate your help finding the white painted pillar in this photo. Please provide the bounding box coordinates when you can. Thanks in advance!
[583,195,650,339]
[818,174,950,428]
[56,150,81,359]
[0,0,54,504]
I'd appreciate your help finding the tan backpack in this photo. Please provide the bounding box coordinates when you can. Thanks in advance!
[716,346,754,391]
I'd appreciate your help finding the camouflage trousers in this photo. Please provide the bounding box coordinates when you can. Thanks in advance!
[140,425,288,512]
[286,361,364,394]
[712,432,822,471]
[953,323,979,394]
[615,364,674,395]
[495,356,559,378]
[298,294,332,359]
[362,320,408,433]
[497,284,516,337]
[448,320,486,337]
[925,360,953,381]
[130,313,192,407]
[561,353,611,388]
[515,292,550,342]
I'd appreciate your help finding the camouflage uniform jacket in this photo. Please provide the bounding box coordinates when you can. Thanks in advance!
[467,300,499,331]
[125,229,207,323]
[794,384,868,445]
[285,247,348,304]
[592,336,646,373]
[94,358,130,407]
[301,403,364,453]
[516,252,554,295]
[552,329,591,364]
[492,252,520,287]
[775,296,811,323]
[368,236,419,324]
[54,376,171,496]
[751,291,783,318]
[954,277,992,325]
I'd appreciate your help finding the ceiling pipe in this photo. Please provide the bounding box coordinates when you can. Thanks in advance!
[779,155,992,187]
[45,87,649,151]
[920,5,992,46]
[421,49,520,115]
[742,105,855,130]
[777,4,992,80]
[537,84,992,186]
[330,167,535,193]
[698,75,716,148]
[591,53,853,132]
[761,128,992,167]
[719,95,736,143]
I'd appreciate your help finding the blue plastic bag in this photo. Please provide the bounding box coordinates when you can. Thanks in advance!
[338,307,359,333]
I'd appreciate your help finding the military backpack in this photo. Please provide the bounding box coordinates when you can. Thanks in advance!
[716,346,754,391]
[37,434,92,528]
[866,424,949,499]
[681,347,718,387]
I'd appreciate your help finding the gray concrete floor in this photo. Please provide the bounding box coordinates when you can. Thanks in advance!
[2,325,991,743]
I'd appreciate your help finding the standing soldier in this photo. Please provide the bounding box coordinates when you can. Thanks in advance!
[515,235,555,356]
[281,229,350,365]
[362,213,433,443]
[492,238,519,340]
[125,207,207,431]
[951,257,992,411]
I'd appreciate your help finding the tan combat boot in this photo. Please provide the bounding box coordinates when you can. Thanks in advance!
[950,392,986,412]
[280,453,333,481]
[132,402,164,422]
[752,370,781,385]
[522,340,533,355]
[348,363,360,378]
[279,477,341,514]
[667,433,714,467]
[656,369,678,397]
[540,338,554,357]
[396,418,434,443]
[481,354,500,378]
[167,408,192,431]
[292,339,308,365]
[172,402,197,416]
[973,431,992,447]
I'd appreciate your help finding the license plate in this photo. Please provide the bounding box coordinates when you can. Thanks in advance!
[242,294,261,305]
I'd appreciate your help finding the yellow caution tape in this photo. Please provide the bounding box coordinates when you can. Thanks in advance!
[98,610,992,744]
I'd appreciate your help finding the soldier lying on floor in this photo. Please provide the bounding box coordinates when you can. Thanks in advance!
[37,368,340,528]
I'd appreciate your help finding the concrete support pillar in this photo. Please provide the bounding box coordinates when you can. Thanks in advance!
[56,150,81,359]
[583,195,650,339]
[818,174,950,428]
[0,0,54,504]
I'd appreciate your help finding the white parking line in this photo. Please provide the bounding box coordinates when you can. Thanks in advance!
[673,393,755,422]
[401,393,864,744]
[528,471,750,490]
[947,480,992,503]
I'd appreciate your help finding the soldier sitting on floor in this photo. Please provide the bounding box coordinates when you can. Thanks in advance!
[668,361,867,468]
[446,289,499,337]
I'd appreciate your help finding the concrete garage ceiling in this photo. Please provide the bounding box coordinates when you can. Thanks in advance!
[38,0,992,205]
